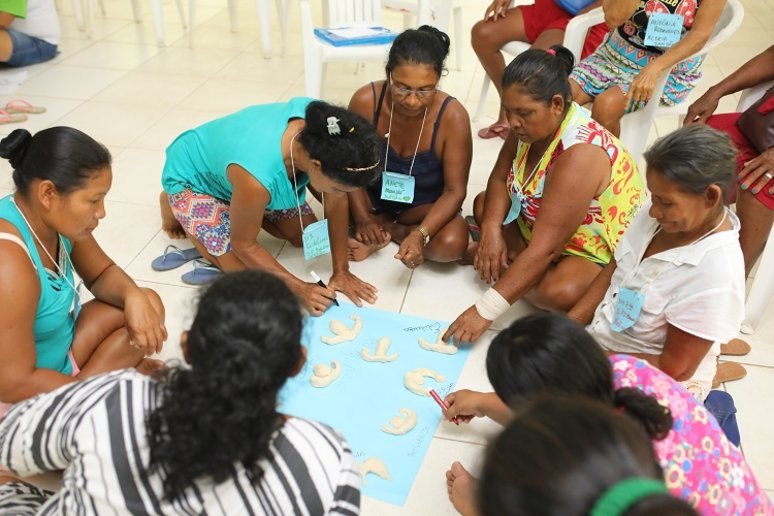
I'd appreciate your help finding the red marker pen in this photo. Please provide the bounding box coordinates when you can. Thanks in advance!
[428,388,459,425]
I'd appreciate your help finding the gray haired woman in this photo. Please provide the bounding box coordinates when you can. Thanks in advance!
[568,125,745,406]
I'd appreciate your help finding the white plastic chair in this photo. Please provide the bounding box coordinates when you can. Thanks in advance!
[739,80,774,335]
[301,0,395,99]
[472,6,604,123]
[189,0,290,58]
[578,0,745,162]
[383,0,464,70]
[75,0,186,46]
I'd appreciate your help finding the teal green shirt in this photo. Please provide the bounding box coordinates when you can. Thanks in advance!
[161,97,314,210]
[0,195,75,375]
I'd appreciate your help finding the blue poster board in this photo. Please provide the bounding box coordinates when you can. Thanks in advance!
[278,304,471,506]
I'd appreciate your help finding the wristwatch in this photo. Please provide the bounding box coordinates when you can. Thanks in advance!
[415,225,430,246]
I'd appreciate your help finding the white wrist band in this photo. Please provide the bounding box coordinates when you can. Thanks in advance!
[474,288,510,321]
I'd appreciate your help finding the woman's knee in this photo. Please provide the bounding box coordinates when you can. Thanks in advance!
[425,223,469,262]
[533,277,586,312]
[471,19,509,53]
[591,89,626,126]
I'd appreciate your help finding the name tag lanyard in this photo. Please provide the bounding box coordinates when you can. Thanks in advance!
[290,132,332,260]
[611,208,729,332]
[380,101,427,203]
[503,136,556,225]
[11,197,82,318]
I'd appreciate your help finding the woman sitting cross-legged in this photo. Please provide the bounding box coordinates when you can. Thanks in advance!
[0,127,166,421]
[159,98,384,315]
[347,26,472,269]
[445,45,643,344]
[442,313,771,515]
[478,396,698,516]
[569,125,745,403]
[0,271,361,515]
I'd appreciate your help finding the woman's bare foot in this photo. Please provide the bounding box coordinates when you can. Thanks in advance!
[136,357,167,376]
[159,191,186,239]
[445,461,479,516]
[348,235,391,261]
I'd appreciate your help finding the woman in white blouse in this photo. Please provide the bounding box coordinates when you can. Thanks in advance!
[568,125,745,402]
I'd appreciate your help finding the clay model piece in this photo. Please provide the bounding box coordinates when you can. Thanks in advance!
[380,408,418,435]
[310,361,341,387]
[361,336,399,362]
[358,457,392,485]
[404,368,446,396]
[321,315,363,345]
[418,328,459,354]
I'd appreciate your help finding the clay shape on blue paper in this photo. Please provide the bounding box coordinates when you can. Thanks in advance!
[310,361,341,387]
[361,336,398,362]
[358,457,392,485]
[404,368,446,396]
[418,328,458,354]
[321,315,363,345]
[380,408,418,435]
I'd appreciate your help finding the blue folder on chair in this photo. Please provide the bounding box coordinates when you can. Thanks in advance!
[313,26,397,47]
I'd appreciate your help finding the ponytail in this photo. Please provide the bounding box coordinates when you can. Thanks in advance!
[613,387,674,441]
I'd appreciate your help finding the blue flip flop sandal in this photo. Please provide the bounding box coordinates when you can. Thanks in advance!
[151,245,202,271]
[181,259,223,285]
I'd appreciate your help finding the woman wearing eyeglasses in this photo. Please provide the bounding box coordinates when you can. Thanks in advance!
[347,26,473,269]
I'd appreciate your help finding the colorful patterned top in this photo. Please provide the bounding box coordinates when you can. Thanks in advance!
[507,102,644,265]
[611,354,773,515]
[619,0,701,53]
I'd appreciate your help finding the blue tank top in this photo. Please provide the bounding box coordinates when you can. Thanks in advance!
[367,82,454,215]
[0,195,75,374]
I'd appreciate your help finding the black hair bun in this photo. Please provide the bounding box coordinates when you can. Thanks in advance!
[549,45,575,77]
[418,25,451,58]
[0,129,32,169]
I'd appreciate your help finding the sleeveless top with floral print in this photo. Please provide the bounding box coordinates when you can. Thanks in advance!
[507,102,644,265]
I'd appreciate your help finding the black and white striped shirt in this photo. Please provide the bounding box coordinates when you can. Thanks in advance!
[0,370,360,515]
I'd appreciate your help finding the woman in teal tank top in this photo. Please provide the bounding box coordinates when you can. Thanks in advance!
[159,100,385,316]
[0,127,167,413]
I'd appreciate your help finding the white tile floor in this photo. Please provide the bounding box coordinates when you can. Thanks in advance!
[1,0,772,512]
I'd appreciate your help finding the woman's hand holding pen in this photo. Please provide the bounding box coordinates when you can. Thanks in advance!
[442,390,489,424]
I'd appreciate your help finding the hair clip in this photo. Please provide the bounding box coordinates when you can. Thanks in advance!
[327,116,341,136]
[349,126,355,133]
[546,48,556,56]
[343,159,380,172]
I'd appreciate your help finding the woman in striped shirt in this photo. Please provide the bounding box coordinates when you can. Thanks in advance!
[0,271,361,515]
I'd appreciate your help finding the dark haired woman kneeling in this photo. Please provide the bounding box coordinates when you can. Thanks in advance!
[159,98,384,315]
[445,45,643,344]
[347,26,472,268]
[0,127,166,420]
[0,271,360,515]
[443,313,771,515]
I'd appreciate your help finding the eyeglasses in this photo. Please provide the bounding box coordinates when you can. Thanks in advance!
[390,85,437,99]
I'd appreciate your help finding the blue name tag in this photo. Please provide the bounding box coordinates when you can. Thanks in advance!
[302,219,332,260]
[381,171,415,203]
[503,190,524,225]
[644,13,684,48]
[611,287,645,332]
